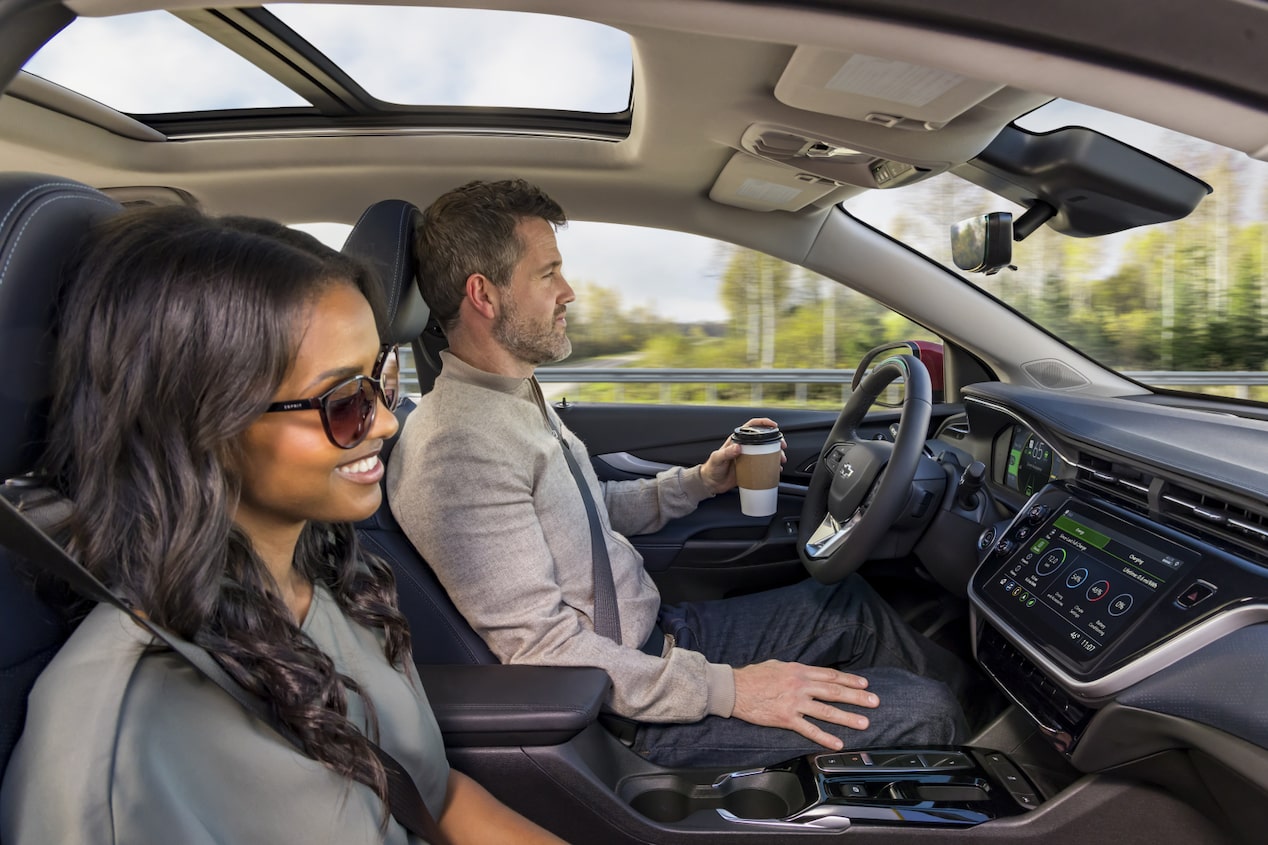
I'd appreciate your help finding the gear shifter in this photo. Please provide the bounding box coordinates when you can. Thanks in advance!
[956,460,987,510]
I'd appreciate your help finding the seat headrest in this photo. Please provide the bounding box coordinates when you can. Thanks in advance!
[0,174,122,481]
[341,199,430,345]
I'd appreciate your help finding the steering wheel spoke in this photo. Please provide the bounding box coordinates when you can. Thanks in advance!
[804,508,863,560]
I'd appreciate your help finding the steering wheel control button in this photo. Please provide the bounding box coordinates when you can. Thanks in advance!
[1175,580,1217,609]
[1035,548,1066,575]
[1108,594,1134,616]
[1085,580,1110,602]
[1065,567,1088,588]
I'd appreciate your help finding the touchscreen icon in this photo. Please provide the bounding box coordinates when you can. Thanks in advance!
[1036,548,1067,576]
[1065,568,1088,589]
[1108,594,1134,616]
[1086,580,1110,602]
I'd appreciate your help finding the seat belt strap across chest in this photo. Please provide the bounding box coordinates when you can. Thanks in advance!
[530,378,622,644]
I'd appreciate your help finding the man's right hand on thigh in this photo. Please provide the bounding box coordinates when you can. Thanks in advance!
[731,660,879,750]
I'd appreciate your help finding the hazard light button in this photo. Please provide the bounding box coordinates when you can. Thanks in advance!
[1175,580,1216,610]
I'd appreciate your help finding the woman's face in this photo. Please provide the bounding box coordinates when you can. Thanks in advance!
[233,283,399,544]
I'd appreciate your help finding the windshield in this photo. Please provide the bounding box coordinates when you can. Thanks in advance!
[846,100,1268,404]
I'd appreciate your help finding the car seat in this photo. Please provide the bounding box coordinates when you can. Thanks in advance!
[341,198,497,665]
[0,174,124,799]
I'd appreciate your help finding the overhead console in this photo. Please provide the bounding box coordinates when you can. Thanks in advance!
[970,482,1268,753]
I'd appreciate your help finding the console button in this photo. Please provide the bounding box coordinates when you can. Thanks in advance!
[840,783,869,799]
[924,752,972,769]
[1175,580,1217,609]
[1014,792,1039,809]
[1027,504,1051,524]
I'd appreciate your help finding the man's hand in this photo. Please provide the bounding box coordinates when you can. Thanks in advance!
[731,660,879,750]
[700,417,786,495]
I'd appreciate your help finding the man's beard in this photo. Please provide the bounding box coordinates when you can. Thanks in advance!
[493,293,572,366]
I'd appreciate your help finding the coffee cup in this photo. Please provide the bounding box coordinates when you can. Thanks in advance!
[731,424,782,517]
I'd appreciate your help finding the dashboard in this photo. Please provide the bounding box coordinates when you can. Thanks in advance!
[945,383,1268,769]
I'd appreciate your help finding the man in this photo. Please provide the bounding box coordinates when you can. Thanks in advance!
[388,179,969,768]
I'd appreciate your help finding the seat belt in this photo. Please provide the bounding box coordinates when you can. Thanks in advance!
[0,494,449,845]
[530,378,621,643]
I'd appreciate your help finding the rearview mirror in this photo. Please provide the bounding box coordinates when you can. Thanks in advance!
[951,212,1013,275]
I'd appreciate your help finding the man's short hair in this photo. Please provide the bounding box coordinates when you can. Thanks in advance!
[417,179,566,332]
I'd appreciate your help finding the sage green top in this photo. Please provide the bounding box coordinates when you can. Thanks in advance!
[0,584,449,844]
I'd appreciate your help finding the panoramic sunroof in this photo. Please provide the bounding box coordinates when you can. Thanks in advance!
[21,5,633,116]
[267,4,633,112]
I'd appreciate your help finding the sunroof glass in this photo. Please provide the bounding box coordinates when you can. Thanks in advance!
[266,4,633,112]
[21,12,308,113]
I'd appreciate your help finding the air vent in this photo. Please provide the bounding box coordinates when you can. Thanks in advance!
[1076,456,1268,564]
[937,415,970,441]
[1075,454,1151,515]
[1158,483,1268,565]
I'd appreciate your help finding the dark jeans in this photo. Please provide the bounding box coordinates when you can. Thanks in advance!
[631,575,970,769]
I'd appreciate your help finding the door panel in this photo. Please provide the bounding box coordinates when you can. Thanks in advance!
[556,401,965,603]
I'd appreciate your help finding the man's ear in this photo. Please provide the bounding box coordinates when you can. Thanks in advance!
[464,273,499,321]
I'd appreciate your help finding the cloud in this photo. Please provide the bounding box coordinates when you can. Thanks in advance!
[23,12,305,112]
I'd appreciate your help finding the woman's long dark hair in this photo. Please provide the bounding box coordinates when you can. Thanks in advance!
[44,205,412,814]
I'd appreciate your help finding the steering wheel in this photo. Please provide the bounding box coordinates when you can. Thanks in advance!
[798,354,932,583]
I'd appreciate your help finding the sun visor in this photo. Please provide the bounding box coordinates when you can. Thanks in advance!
[708,152,858,212]
[774,47,1004,132]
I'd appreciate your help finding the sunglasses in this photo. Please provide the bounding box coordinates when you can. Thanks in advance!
[265,345,401,449]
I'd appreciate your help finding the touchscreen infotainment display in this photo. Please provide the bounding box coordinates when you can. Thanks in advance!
[984,502,1200,665]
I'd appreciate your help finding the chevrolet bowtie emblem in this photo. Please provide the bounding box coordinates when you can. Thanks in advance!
[839,463,855,479]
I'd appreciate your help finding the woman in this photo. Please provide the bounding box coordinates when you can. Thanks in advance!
[0,206,565,844]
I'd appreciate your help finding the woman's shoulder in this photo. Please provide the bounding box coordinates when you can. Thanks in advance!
[3,604,391,844]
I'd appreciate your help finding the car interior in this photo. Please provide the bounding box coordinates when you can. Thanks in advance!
[3,1,1268,843]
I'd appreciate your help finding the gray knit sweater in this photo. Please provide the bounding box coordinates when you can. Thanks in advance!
[387,351,736,722]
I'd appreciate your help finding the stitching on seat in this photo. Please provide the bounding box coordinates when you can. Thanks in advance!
[0,192,119,290]
[0,181,99,235]
[387,202,410,326]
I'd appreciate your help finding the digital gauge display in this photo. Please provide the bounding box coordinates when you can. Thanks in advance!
[1005,427,1062,495]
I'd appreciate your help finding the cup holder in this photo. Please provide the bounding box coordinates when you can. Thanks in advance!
[621,770,809,824]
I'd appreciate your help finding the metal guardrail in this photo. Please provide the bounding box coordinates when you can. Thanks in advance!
[397,347,1267,403]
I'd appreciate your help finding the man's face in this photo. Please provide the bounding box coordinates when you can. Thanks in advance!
[493,216,575,366]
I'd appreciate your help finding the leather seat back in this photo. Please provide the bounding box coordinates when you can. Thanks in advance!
[341,199,496,665]
[0,173,122,784]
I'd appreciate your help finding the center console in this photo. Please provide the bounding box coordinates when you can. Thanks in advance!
[618,746,1040,832]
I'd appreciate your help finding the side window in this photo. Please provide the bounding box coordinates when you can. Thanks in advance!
[528,221,938,408]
